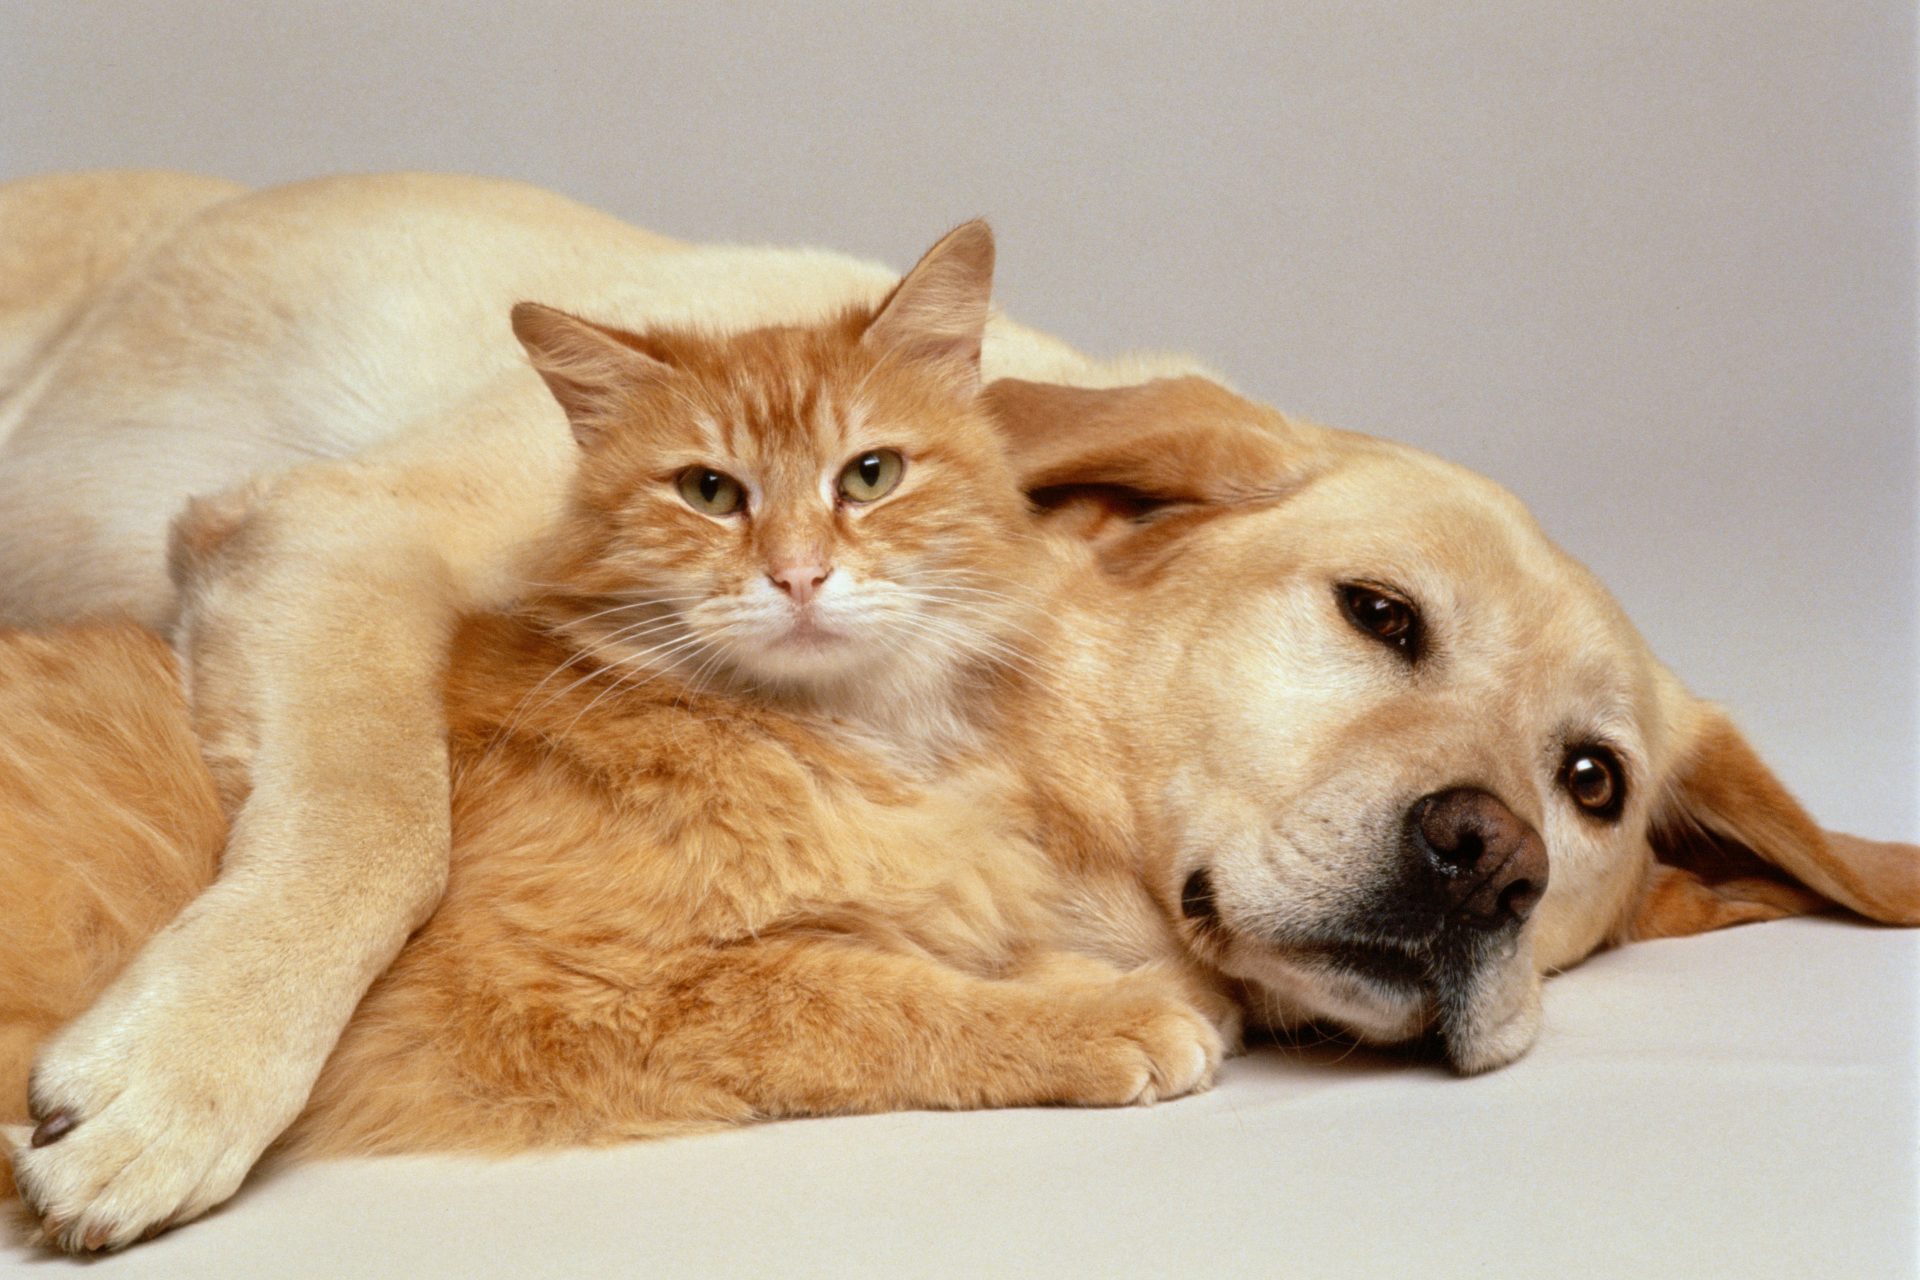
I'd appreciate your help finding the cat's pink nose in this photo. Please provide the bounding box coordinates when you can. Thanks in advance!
[769,564,831,605]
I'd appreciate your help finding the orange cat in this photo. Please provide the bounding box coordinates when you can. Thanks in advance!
[507,222,1041,761]
[2,223,1217,1177]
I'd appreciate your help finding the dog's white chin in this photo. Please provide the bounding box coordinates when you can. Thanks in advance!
[1216,932,1543,1073]
[1438,962,1543,1075]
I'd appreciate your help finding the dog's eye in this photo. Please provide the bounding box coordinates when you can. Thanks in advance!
[1337,583,1421,659]
[1561,746,1625,821]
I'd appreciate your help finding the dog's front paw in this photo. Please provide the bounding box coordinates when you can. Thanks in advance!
[11,999,306,1252]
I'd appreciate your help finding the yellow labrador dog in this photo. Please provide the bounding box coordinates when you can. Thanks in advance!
[1,171,1912,1252]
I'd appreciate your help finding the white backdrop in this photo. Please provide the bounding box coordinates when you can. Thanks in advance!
[2,1,1913,841]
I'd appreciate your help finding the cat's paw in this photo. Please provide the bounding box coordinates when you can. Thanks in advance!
[12,1008,298,1252]
[1061,987,1224,1107]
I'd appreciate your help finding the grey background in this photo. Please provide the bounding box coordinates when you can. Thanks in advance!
[2,1,1914,840]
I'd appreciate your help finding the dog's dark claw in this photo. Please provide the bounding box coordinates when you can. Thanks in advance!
[30,1110,77,1148]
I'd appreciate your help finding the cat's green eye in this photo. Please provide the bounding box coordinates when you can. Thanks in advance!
[837,449,905,504]
[676,467,745,516]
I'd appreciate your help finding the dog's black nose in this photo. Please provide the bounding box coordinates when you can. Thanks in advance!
[1407,788,1548,930]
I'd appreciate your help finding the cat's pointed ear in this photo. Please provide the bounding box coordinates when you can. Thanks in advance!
[1622,701,1920,940]
[511,302,672,448]
[862,220,995,384]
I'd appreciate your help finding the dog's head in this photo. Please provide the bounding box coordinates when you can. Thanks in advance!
[990,376,1919,1073]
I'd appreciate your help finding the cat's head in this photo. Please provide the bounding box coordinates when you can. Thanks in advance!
[512,221,1039,713]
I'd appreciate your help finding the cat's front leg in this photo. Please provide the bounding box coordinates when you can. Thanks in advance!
[637,937,1226,1118]
[275,941,1226,1159]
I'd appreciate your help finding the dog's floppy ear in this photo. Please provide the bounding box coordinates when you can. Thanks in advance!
[984,376,1322,506]
[1624,704,1920,940]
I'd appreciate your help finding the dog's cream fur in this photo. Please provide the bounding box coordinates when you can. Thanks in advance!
[1,171,1913,1251]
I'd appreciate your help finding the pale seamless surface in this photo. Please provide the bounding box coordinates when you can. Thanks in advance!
[0,919,1909,1278]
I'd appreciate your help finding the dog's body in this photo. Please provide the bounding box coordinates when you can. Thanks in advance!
[1,172,1913,1251]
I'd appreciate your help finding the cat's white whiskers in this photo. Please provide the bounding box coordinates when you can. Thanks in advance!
[914,584,1031,611]
[881,611,1043,680]
[469,615,697,771]
[555,631,719,735]
[507,614,685,718]
[678,644,738,706]
[549,594,714,630]
[495,614,666,718]
[873,586,1048,650]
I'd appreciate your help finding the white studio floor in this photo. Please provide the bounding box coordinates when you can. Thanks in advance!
[3,916,1914,1279]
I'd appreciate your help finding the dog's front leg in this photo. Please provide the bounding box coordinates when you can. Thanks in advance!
[9,394,572,1252]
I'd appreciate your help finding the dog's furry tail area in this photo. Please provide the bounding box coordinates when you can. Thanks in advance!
[0,623,226,1152]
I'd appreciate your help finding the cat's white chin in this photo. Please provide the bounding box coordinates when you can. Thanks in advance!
[732,625,867,681]
[774,616,846,647]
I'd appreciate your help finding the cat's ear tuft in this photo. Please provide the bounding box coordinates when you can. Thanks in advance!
[862,220,995,386]
[511,302,673,448]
